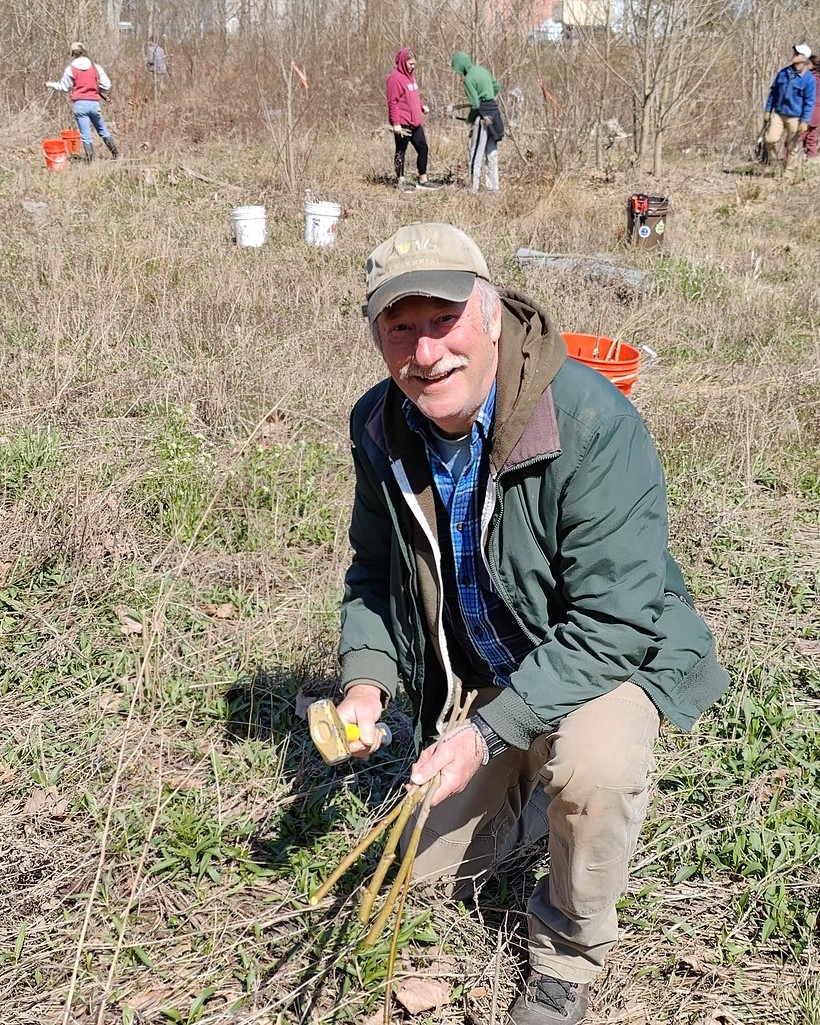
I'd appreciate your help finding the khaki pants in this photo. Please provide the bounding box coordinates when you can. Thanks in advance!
[765,112,800,165]
[405,682,660,983]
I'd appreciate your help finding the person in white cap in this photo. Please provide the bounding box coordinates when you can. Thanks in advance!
[47,43,119,161]
[331,223,729,1024]
[763,43,816,167]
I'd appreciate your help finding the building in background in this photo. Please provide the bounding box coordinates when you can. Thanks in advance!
[529,0,617,41]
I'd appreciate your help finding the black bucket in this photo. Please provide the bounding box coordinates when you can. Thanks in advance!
[626,194,670,250]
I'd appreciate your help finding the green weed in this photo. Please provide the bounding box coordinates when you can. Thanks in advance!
[136,406,216,542]
[0,425,63,505]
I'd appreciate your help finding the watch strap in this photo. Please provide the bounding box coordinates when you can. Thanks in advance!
[471,713,510,761]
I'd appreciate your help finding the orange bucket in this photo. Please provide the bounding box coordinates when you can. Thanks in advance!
[43,138,69,171]
[60,129,83,155]
[562,333,641,396]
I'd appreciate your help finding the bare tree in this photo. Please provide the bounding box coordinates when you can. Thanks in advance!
[596,0,738,174]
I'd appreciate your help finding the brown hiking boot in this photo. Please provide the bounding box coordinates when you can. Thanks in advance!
[506,973,589,1025]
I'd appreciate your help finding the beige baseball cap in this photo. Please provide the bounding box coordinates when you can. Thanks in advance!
[364,222,490,322]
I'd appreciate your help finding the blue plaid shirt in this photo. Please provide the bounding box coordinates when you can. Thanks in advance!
[403,384,532,686]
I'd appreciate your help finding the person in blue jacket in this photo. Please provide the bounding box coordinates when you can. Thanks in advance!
[764,43,816,167]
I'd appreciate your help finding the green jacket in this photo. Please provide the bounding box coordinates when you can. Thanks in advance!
[339,290,730,751]
[451,51,500,121]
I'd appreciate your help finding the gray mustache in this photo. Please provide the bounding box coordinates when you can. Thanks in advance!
[399,355,469,381]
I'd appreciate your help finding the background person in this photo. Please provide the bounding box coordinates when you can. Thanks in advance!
[335,222,730,1025]
[763,43,816,167]
[799,54,820,158]
[450,51,504,193]
[146,36,169,97]
[47,43,119,161]
[386,48,437,191]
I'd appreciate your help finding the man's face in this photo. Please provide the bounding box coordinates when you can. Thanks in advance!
[792,53,809,70]
[376,285,501,438]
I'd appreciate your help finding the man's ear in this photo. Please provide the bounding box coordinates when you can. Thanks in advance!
[490,298,502,344]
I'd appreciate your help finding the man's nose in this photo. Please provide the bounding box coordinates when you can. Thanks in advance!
[412,331,446,366]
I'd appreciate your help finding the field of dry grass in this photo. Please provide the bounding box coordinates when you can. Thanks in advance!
[0,102,818,1025]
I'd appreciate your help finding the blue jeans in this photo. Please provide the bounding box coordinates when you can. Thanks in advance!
[72,100,110,145]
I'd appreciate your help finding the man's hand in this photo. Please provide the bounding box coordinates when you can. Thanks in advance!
[392,124,410,137]
[762,111,772,124]
[421,104,430,114]
[335,683,386,757]
[798,121,809,135]
[409,724,485,807]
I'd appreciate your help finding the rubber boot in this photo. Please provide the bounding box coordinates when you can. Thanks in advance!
[103,136,119,158]
[82,142,94,162]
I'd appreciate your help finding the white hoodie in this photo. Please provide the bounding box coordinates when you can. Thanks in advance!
[47,57,111,95]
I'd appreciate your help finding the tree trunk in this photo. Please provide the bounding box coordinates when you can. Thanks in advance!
[104,0,123,31]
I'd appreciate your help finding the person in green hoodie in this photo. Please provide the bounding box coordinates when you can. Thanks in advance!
[332,223,729,1025]
[451,51,504,192]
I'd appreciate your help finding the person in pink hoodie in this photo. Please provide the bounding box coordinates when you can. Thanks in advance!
[386,48,438,191]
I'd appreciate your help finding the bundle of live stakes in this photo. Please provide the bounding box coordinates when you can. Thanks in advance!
[309,688,477,953]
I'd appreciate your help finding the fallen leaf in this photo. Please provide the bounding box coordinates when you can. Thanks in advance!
[50,796,69,819]
[0,562,12,584]
[678,955,711,976]
[0,762,16,784]
[24,786,58,815]
[23,786,68,819]
[394,977,451,1014]
[198,602,237,620]
[115,606,143,636]
[708,1009,740,1025]
[98,691,122,714]
[467,986,489,999]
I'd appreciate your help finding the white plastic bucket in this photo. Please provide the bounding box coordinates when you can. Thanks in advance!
[304,200,342,247]
[232,205,266,248]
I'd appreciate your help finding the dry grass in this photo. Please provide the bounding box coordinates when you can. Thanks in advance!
[0,113,818,1025]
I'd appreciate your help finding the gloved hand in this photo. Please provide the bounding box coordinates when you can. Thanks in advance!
[392,124,410,137]
[46,81,59,90]
[421,104,429,114]
[798,121,809,135]
[762,111,771,124]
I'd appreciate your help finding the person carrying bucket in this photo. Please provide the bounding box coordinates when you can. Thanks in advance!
[450,51,504,193]
[330,221,729,1025]
[47,43,119,162]
[386,48,438,192]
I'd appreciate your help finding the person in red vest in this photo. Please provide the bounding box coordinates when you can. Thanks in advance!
[47,43,119,161]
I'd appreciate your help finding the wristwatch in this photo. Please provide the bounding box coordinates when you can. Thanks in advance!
[470,713,510,762]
